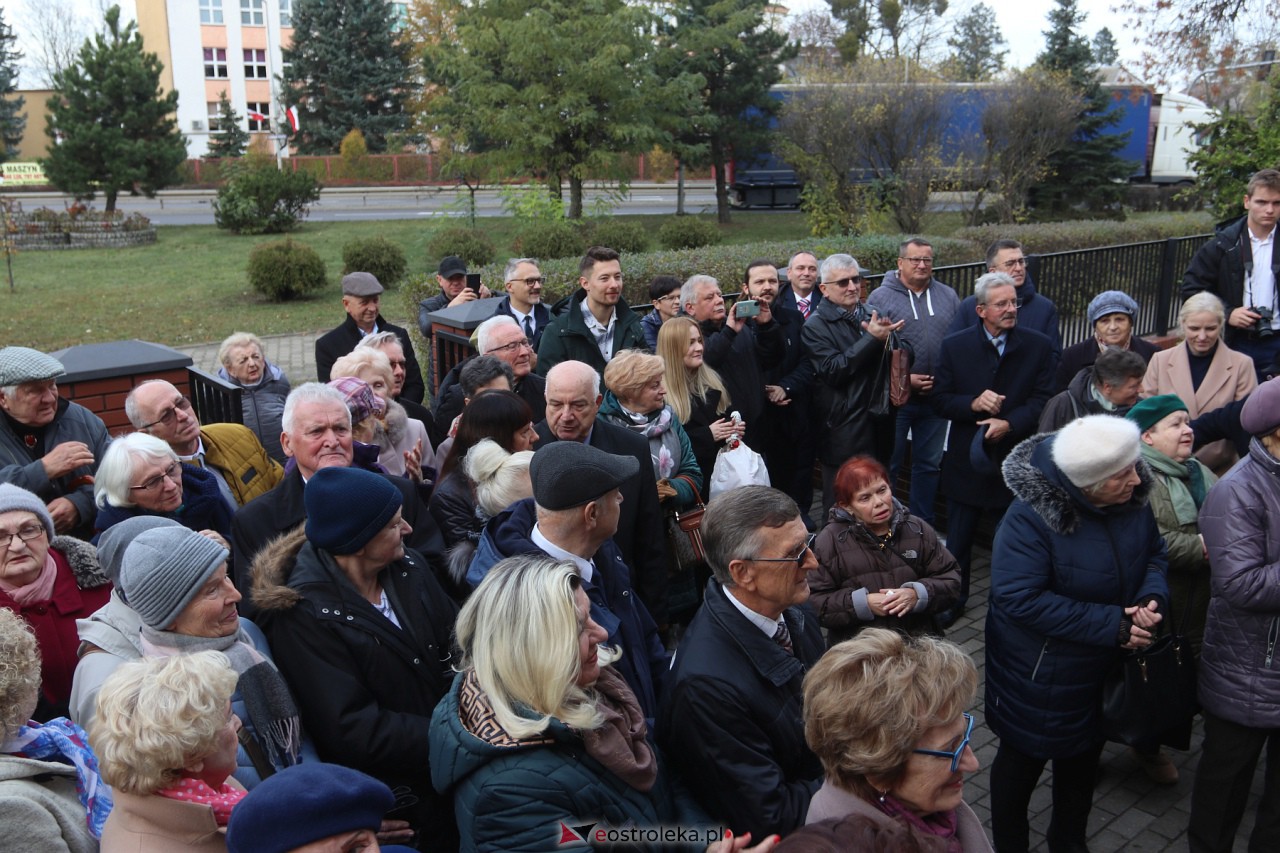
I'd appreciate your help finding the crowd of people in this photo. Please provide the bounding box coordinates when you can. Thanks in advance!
[3,169,1280,852]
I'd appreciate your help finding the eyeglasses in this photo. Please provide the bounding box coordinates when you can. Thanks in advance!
[822,276,864,289]
[486,338,534,355]
[653,293,681,304]
[139,395,193,430]
[913,713,974,772]
[900,256,934,266]
[745,533,817,569]
[507,276,544,287]
[0,523,46,551]
[130,461,181,492]
[999,258,1028,269]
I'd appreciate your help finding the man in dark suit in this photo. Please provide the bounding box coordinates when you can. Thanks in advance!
[533,360,669,624]
[931,272,1057,625]
[432,316,547,447]
[777,250,822,319]
[232,383,446,612]
[492,257,551,352]
[314,272,425,404]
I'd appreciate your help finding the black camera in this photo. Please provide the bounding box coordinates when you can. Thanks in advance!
[1251,306,1275,339]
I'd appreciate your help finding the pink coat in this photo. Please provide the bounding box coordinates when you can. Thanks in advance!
[1143,341,1256,472]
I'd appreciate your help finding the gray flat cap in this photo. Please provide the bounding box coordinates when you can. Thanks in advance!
[0,347,65,386]
[531,441,639,510]
[341,272,384,297]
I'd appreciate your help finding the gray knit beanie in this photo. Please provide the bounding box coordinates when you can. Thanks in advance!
[0,484,55,540]
[119,527,230,629]
[97,516,183,587]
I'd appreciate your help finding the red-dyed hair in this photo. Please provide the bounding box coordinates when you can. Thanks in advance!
[833,456,891,507]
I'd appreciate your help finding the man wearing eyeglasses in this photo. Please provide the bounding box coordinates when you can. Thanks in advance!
[126,380,282,512]
[658,485,824,839]
[948,239,1062,356]
[0,347,109,539]
[492,257,550,352]
[802,254,906,519]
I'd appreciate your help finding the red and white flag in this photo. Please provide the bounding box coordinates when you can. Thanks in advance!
[286,105,300,133]
[247,110,268,122]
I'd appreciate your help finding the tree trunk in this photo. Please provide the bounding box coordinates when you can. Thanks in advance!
[105,190,118,212]
[569,175,584,219]
[676,161,686,215]
[711,140,732,224]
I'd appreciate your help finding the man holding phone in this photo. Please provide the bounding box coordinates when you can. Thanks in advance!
[416,256,492,340]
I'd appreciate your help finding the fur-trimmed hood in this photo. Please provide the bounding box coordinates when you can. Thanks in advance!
[249,524,309,611]
[1002,432,1153,536]
[53,535,110,589]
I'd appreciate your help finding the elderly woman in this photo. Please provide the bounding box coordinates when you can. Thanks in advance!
[96,651,245,852]
[1053,290,1160,392]
[0,484,110,722]
[1143,292,1256,473]
[774,629,989,852]
[93,432,233,542]
[330,348,434,481]
[658,316,742,482]
[988,415,1168,852]
[216,332,290,463]
[252,465,459,843]
[601,349,703,511]
[326,376,389,474]
[0,608,109,850]
[809,457,959,645]
[430,553,773,853]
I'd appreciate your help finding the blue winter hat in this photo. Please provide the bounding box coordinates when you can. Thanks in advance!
[303,466,402,555]
[1087,290,1139,328]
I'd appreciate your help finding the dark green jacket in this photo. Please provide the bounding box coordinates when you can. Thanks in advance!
[535,289,647,376]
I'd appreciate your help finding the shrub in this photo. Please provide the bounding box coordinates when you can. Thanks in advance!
[952,213,1215,256]
[516,221,585,260]
[247,238,327,301]
[427,227,496,267]
[657,216,722,251]
[587,218,650,254]
[342,236,407,287]
[213,162,322,234]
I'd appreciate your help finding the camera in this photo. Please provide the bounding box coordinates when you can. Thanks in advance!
[1251,306,1274,339]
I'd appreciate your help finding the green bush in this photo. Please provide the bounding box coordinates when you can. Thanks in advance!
[426,227,496,267]
[952,213,1214,256]
[213,163,322,234]
[247,238,327,301]
[342,236,407,287]
[587,218,650,254]
[516,221,586,260]
[657,216,722,251]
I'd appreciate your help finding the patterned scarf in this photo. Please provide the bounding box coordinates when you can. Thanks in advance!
[615,403,682,481]
[877,792,961,853]
[156,777,245,825]
[5,718,113,838]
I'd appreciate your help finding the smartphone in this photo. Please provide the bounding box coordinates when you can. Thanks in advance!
[466,272,482,293]
[735,299,760,319]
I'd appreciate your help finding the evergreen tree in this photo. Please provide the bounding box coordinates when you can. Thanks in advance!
[1031,0,1133,215]
[1092,27,1119,64]
[42,5,187,211]
[206,91,249,159]
[943,3,1007,81]
[0,8,25,162]
[282,0,410,154]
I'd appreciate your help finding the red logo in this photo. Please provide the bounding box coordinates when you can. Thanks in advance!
[557,822,597,846]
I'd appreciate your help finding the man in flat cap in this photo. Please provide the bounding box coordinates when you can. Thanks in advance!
[0,346,109,538]
[466,440,668,718]
[315,271,425,403]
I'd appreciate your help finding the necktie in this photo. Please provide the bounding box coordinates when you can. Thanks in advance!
[797,297,810,318]
[523,315,534,339]
[773,620,793,656]
[993,337,1005,357]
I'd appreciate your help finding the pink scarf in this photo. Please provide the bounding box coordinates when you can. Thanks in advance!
[0,551,58,606]
[878,793,961,853]
[156,777,246,826]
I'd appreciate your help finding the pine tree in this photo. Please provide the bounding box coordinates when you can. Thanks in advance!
[282,0,410,154]
[943,3,1007,81]
[42,5,187,211]
[1092,27,1119,65]
[206,91,249,159]
[1031,0,1132,215]
[0,8,25,162]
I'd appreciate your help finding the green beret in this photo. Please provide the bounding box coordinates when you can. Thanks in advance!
[1125,394,1188,432]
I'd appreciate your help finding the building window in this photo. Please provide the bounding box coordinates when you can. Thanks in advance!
[241,0,264,26]
[207,102,222,132]
[391,2,408,30]
[247,103,271,132]
[200,0,224,24]
[244,48,268,79]
[279,0,292,27]
[203,48,228,79]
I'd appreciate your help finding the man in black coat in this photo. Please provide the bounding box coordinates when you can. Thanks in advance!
[658,485,824,840]
[533,360,669,624]
[232,383,447,614]
[931,272,1057,624]
[314,272,425,404]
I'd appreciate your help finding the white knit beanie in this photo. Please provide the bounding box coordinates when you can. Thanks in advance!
[1051,415,1141,488]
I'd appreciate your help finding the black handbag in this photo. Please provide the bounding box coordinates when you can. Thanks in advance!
[1100,603,1199,748]
[869,330,910,416]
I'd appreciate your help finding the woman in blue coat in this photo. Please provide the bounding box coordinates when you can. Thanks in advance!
[986,416,1168,853]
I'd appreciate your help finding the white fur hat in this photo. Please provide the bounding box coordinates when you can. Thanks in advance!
[1051,415,1141,488]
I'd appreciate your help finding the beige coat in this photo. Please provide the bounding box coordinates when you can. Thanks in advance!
[100,785,242,853]
[1143,341,1256,472]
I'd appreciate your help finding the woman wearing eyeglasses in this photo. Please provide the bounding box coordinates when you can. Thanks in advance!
[0,484,111,722]
[92,432,233,544]
[774,628,991,852]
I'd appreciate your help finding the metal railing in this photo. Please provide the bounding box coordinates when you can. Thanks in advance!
[187,367,243,426]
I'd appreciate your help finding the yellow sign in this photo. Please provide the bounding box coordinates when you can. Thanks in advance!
[0,163,47,185]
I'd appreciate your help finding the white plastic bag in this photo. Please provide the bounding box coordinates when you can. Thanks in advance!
[709,437,771,497]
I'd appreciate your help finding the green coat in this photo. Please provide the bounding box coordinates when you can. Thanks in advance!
[1147,458,1217,655]
[535,289,647,376]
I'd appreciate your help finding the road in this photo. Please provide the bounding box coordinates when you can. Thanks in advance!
[7,184,728,226]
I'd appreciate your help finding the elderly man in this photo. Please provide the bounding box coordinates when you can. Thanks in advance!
[315,272,425,403]
[493,257,550,352]
[536,246,646,375]
[126,379,282,514]
[802,254,906,518]
[932,272,1057,625]
[949,239,1062,356]
[0,347,109,537]
[1039,347,1147,432]
[534,361,668,623]
[778,250,822,318]
[231,383,445,604]
[867,238,962,525]
[658,485,824,838]
[466,440,668,717]
[416,255,492,339]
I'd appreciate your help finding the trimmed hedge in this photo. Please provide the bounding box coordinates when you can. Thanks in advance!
[953,213,1215,256]
[248,238,328,301]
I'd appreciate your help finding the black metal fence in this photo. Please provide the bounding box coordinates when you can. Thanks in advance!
[187,367,243,426]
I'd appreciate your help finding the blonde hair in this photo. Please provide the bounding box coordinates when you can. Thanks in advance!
[465,440,533,517]
[803,629,977,795]
[330,349,395,400]
[1179,291,1226,328]
[93,651,239,794]
[0,609,40,742]
[657,316,730,424]
[455,554,620,739]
